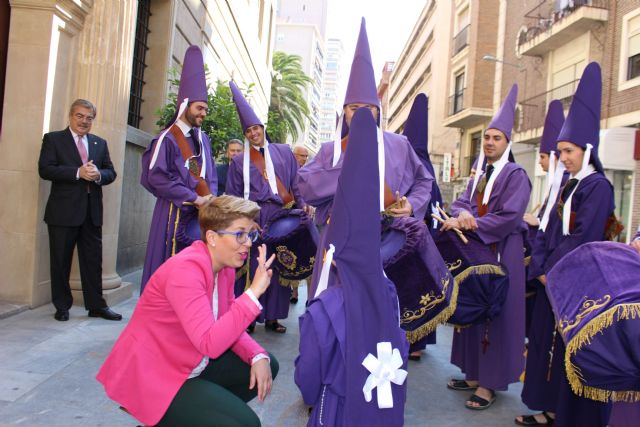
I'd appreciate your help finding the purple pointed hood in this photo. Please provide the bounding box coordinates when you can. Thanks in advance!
[556,62,604,173]
[487,84,518,141]
[343,18,380,108]
[539,100,565,154]
[403,93,442,209]
[229,80,263,132]
[177,46,208,105]
[327,107,407,425]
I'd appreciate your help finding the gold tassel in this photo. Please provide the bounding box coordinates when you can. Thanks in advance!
[278,278,300,288]
[405,273,460,343]
[564,303,640,403]
[524,256,531,267]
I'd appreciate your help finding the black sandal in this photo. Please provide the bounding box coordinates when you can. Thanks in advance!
[465,390,496,410]
[265,321,287,333]
[515,412,555,426]
[447,379,478,391]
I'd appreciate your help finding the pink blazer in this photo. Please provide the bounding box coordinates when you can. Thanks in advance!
[96,241,265,426]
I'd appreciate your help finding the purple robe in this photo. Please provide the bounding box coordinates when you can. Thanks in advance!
[449,162,531,391]
[297,132,433,299]
[524,172,614,425]
[226,143,303,320]
[140,129,217,291]
[295,286,346,426]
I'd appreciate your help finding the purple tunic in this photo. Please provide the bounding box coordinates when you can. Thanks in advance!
[297,132,433,299]
[525,172,614,426]
[295,286,346,426]
[449,162,531,391]
[226,143,303,321]
[140,129,217,292]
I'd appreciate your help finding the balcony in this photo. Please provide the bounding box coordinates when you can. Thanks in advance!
[515,79,579,142]
[517,0,608,57]
[453,25,470,56]
[443,88,494,129]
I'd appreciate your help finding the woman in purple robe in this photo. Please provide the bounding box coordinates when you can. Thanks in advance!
[442,85,532,410]
[516,62,614,427]
[226,81,304,333]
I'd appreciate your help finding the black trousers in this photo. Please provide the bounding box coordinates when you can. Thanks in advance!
[47,201,106,311]
[156,351,279,427]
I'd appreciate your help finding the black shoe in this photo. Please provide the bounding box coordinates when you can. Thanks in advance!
[88,307,122,321]
[54,310,69,321]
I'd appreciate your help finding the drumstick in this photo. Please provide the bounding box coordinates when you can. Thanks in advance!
[431,214,469,245]
[437,205,451,220]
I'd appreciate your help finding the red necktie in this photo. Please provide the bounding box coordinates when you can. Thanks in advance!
[76,135,88,164]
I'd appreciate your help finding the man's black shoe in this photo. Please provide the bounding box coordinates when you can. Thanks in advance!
[54,310,69,321]
[88,307,122,321]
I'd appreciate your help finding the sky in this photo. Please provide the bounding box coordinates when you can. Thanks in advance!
[325,0,426,89]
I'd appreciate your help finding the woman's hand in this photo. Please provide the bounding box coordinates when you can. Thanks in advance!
[249,358,272,401]
[249,244,275,299]
[523,212,540,227]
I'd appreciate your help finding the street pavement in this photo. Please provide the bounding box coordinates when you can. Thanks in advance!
[0,271,535,426]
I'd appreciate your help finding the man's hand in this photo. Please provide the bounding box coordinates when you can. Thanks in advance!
[538,275,547,286]
[456,210,478,230]
[631,239,640,254]
[523,212,540,227]
[389,191,413,217]
[440,217,461,231]
[303,205,316,218]
[249,358,272,402]
[79,160,100,181]
[249,244,275,299]
[193,194,214,208]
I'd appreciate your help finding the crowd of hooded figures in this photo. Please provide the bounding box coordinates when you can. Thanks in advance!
[84,16,640,427]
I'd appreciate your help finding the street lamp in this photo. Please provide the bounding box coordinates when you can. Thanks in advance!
[482,54,523,70]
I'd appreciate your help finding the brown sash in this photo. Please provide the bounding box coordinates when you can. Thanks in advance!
[170,126,211,197]
[341,136,395,208]
[249,146,294,206]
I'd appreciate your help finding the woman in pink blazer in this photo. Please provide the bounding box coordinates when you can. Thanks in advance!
[97,196,278,427]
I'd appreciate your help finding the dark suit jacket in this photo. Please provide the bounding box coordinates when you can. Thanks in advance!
[38,127,116,227]
[216,162,229,196]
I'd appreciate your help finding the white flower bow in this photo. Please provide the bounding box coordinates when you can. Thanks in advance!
[362,342,408,409]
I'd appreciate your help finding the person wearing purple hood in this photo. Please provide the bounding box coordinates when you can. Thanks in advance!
[295,106,408,427]
[225,81,305,334]
[516,62,615,427]
[515,100,566,425]
[442,84,532,410]
[400,93,444,359]
[296,18,433,300]
[140,46,218,293]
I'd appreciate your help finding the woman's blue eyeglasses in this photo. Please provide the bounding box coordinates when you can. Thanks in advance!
[216,230,259,244]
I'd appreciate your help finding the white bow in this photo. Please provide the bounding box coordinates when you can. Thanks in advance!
[362,342,407,409]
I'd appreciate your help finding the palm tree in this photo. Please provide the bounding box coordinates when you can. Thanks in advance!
[268,51,313,144]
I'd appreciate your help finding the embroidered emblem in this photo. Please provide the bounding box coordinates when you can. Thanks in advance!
[559,295,611,337]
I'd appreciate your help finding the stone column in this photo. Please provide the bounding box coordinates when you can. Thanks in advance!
[68,0,137,305]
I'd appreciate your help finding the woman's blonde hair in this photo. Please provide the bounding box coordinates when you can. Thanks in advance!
[199,195,260,240]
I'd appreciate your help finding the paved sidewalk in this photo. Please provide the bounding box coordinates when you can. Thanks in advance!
[0,271,533,426]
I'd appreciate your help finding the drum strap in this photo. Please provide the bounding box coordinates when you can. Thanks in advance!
[170,125,211,197]
[249,147,294,206]
[341,136,395,208]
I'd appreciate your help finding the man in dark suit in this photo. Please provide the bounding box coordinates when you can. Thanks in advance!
[38,99,121,321]
[215,138,243,195]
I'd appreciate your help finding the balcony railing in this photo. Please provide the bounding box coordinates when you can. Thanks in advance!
[448,89,465,116]
[518,79,579,133]
[518,0,608,48]
[453,25,470,56]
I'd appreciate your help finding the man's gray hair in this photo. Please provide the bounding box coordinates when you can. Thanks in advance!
[69,99,97,117]
[227,139,243,148]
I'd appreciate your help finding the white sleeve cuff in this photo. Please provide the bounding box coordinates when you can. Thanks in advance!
[251,353,270,365]
[76,168,80,180]
[245,289,263,310]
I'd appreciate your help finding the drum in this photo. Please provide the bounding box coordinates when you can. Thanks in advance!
[175,206,200,253]
[262,209,319,283]
[433,229,509,327]
[547,241,640,403]
[381,216,455,343]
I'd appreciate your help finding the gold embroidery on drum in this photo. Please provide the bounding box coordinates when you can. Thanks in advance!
[446,259,463,272]
[559,295,611,337]
[400,276,450,325]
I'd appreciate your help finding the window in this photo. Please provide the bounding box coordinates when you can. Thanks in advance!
[127,0,152,128]
[452,72,465,114]
[464,131,482,176]
[619,9,640,90]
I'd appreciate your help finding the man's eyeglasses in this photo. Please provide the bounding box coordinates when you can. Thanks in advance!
[73,113,95,122]
[216,229,259,244]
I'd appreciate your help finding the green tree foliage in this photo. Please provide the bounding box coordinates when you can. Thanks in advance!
[267,51,313,144]
[156,68,250,160]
